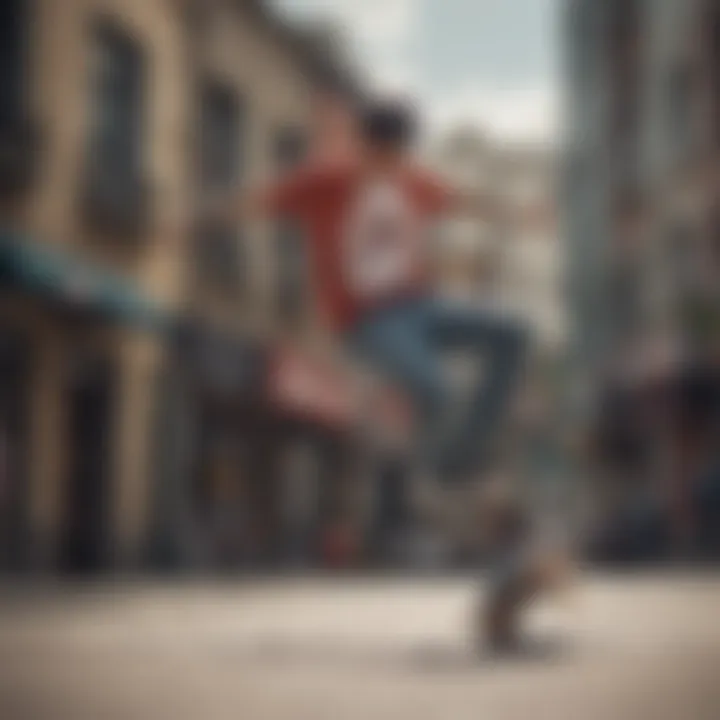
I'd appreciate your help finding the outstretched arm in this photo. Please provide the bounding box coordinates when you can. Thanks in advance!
[200,166,318,226]
[415,170,503,223]
[448,186,551,229]
[444,189,551,231]
[444,189,505,222]
[417,170,547,228]
[200,186,271,225]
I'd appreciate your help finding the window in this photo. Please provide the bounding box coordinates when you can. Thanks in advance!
[199,81,242,191]
[277,225,307,319]
[194,81,244,289]
[0,0,38,196]
[274,128,308,322]
[567,0,596,87]
[711,205,720,268]
[275,127,305,171]
[665,224,704,296]
[0,0,26,126]
[195,222,243,292]
[710,3,720,140]
[667,63,696,159]
[608,264,642,340]
[609,0,641,141]
[89,22,144,178]
[80,22,149,235]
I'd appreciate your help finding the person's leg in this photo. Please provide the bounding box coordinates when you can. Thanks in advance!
[483,551,538,653]
[427,302,529,481]
[347,300,451,479]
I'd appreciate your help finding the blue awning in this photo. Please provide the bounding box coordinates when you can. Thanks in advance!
[0,230,171,332]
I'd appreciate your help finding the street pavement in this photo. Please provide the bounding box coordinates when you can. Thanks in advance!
[1,574,719,720]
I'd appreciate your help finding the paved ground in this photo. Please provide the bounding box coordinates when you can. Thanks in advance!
[1,574,719,720]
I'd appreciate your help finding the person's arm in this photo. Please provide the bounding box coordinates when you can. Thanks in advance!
[444,188,505,222]
[196,187,259,226]
[415,170,503,223]
[416,170,547,227]
[447,188,551,229]
[201,166,318,226]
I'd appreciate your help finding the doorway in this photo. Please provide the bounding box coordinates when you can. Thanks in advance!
[0,328,30,572]
[59,353,115,574]
[280,436,322,567]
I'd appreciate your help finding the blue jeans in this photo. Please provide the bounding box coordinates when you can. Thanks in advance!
[347,296,528,483]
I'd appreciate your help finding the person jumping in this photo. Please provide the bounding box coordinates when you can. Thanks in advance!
[219,97,528,487]
[211,97,556,652]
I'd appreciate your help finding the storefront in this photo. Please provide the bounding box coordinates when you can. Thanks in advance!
[266,346,362,568]
[0,230,169,574]
[586,345,720,562]
[148,320,268,571]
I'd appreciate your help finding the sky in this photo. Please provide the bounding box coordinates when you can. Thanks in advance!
[272,0,560,144]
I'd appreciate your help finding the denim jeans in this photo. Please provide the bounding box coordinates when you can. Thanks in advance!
[347,295,528,483]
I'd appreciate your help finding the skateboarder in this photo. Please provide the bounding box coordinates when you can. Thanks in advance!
[215,97,529,488]
[212,96,544,649]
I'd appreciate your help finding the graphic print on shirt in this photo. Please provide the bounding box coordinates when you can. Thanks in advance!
[342,180,422,301]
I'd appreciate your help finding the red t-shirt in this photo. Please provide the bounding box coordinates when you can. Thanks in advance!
[264,164,450,332]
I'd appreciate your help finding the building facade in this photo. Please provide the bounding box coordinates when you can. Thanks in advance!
[566,0,720,399]
[564,0,720,555]
[432,128,564,355]
[0,0,192,573]
[0,0,363,575]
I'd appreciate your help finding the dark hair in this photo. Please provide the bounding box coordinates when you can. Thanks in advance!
[311,69,365,110]
[360,99,417,149]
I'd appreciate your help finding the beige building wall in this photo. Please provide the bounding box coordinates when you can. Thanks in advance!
[177,0,337,356]
[0,0,191,567]
[0,0,343,569]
